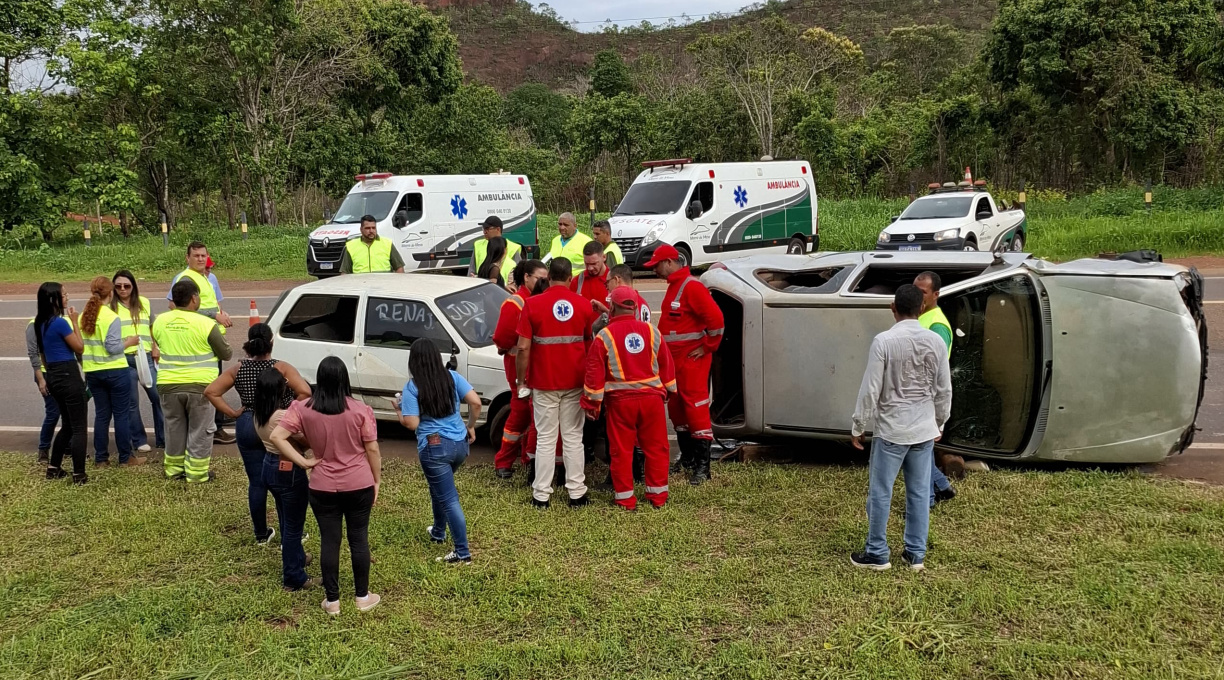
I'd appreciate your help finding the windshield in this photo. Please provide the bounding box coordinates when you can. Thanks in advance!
[614,181,691,216]
[332,191,398,224]
[437,283,510,347]
[900,196,973,220]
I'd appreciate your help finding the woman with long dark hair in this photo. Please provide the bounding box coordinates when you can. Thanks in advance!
[34,282,88,483]
[111,270,164,456]
[79,276,138,466]
[205,323,311,547]
[400,338,480,565]
[477,236,508,289]
[271,356,381,614]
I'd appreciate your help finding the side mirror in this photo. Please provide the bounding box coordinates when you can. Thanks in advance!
[976,212,991,222]
[447,350,459,371]
[686,201,703,220]
[889,215,899,223]
[392,210,408,229]
[611,203,619,213]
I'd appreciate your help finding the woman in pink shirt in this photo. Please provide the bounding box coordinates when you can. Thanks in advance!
[270,356,382,615]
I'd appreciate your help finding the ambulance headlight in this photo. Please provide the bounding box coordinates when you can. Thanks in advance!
[933,228,960,241]
[877,231,890,243]
[642,221,666,244]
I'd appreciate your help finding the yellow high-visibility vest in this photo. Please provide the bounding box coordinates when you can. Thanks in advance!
[919,307,953,358]
[474,238,521,280]
[346,237,395,273]
[152,309,220,385]
[81,305,127,372]
[174,268,219,317]
[118,295,152,355]
[548,231,593,267]
[603,240,623,266]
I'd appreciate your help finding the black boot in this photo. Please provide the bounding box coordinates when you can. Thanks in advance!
[632,447,645,483]
[689,439,711,486]
[671,433,693,474]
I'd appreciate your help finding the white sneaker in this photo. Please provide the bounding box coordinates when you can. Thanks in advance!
[355,593,381,612]
[321,598,340,616]
[137,444,152,453]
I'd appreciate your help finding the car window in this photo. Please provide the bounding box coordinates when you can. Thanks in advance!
[691,181,714,213]
[332,191,398,224]
[279,295,359,343]
[851,266,989,295]
[397,193,424,225]
[900,196,973,220]
[613,180,691,216]
[364,297,455,350]
[976,197,993,218]
[436,283,510,348]
[756,267,851,293]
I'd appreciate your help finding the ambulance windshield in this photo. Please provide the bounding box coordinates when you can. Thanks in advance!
[614,181,691,216]
[332,191,398,224]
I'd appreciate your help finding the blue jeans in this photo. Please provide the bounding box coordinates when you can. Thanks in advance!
[930,460,951,508]
[38,385,60,451]
[865,437,933,562]
[262,452,311,589]
[420,436,471,559]
[126,354,165,449]
[235,411,271,541]
[87,368,133,463]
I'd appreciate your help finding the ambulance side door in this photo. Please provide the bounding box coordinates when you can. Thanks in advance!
[687,180,717,260]
[388,191,426,270]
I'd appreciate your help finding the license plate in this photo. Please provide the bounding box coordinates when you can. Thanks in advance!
[319,262,334,270]
[899,245,921,251]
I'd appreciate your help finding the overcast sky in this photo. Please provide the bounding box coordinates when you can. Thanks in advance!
[538,0,754,31]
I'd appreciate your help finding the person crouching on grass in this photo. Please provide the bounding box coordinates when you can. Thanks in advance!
[399,338,480,565]
[850,284,952,572]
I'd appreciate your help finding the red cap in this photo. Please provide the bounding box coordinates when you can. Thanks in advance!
[206,256,215,268]
[610,286,639,310]
[643,243,680,268]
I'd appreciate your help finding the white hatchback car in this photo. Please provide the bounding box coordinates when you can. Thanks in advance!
[265,274,515,443]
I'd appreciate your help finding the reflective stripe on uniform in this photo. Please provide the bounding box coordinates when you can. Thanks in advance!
[693,398,711,407]
[606,377,664,391]
[597,329,625,380]
[533,335,585,345]
[502,430,522,442]
[584,386,604,401]
[614,490,635,500]
[706,328,724,336]
[666,331,705,341]
[644,485,668,494]
[674,276,699,303]
[81,307,127,372]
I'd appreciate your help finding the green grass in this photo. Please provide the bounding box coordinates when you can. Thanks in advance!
[2,454,1224,678]
[5,189,1224,283]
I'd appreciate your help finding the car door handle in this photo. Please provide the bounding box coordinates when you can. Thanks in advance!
[419,231,429,234]
[710,221,719,225]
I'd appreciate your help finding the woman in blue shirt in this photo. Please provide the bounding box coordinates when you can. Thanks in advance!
[399,338,480,564]
[34,282,88,484]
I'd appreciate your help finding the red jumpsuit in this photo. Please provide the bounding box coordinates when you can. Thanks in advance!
[492,287,536,470]
[570,268,609,307]
[581,315,676,509]
[658,266,724,441]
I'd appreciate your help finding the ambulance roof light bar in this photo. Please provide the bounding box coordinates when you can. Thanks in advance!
[641,158,693,173]
[355,172,393,185]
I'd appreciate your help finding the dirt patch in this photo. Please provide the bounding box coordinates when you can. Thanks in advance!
[1168,256,1224,275]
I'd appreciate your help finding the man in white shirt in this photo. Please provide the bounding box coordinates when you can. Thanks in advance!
[849,284,952,572]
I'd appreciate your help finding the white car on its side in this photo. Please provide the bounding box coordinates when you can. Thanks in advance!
[877,183,1026,253]
[265,274,517,444]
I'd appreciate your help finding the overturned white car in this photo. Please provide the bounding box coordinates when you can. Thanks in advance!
[703,251,1207,464]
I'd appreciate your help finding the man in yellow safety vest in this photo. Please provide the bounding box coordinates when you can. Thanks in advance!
[468,215,522,281]
[915,271,960,507]
[169,241,233,327]
[592,219,622,267]
[341,215,405,274]
[546,212,593,268]
[153,278,233,483]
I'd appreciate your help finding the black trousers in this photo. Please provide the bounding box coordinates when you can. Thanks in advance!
[45,362,88,476]
[309,486,375,601]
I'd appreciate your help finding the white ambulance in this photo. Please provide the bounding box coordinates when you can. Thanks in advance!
[307,173,538,277]
[608,159,818,269]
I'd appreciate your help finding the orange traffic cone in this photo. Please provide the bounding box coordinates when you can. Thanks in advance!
[964,166,972,184]
[249,299,259,325]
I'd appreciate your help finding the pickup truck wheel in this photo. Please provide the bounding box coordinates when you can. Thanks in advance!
[963,238,978,252]
[1010,232,1025,252]
[786,237,806,255]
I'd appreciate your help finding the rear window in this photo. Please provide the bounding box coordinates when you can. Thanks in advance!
[900,196,973,220]
[436,283,510,348]
[279,295,359,343]
[614,181,691,216]
[365,297,456,351]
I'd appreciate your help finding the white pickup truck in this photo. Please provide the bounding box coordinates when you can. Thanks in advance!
[876,184,1027,252]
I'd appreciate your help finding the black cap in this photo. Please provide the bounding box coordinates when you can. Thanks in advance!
[479,215,503,229]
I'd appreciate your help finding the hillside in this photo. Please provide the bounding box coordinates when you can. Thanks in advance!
[426,0,999,92]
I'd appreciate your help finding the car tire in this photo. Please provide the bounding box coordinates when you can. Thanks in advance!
[486,402,511,448]
[787,237,806,255]
[1010,232,1025,252]
[963,238,978,252]
[676,244,693,269]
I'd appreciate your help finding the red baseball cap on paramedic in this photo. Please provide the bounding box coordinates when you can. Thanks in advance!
[610,286,639,310]
[206,256,215,268]
[643,243,680,268]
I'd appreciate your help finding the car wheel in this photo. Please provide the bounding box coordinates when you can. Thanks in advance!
[1010,232,1025,252]
[786,237,806,255]
[676,244,693,269]
[486,402,511,448]
[963,239,978,252]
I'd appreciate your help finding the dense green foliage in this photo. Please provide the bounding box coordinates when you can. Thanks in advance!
[0,0,1221,242]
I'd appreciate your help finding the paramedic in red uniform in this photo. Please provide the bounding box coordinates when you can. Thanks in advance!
[645,243,725,485]
[516,258,597,508]
[492,259,548,480]
[582,288,676,510]
[571,241,610,306]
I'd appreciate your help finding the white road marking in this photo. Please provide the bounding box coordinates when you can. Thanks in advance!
[1189,442,1224,450]
[0,357,33,361]
[1205,301,1224,305]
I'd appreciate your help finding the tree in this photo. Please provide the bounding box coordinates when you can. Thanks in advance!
[0,0,61,93]
[880,25,972,98]
[589,49,633,98]
[568,92,649,175]
[688,16,863,157]
[504,83,571,149]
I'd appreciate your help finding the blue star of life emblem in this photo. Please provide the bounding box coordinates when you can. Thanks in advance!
[625,332,645,354]
[733,185,748,208]
[553,300,573,321]
[450,195,468,219]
